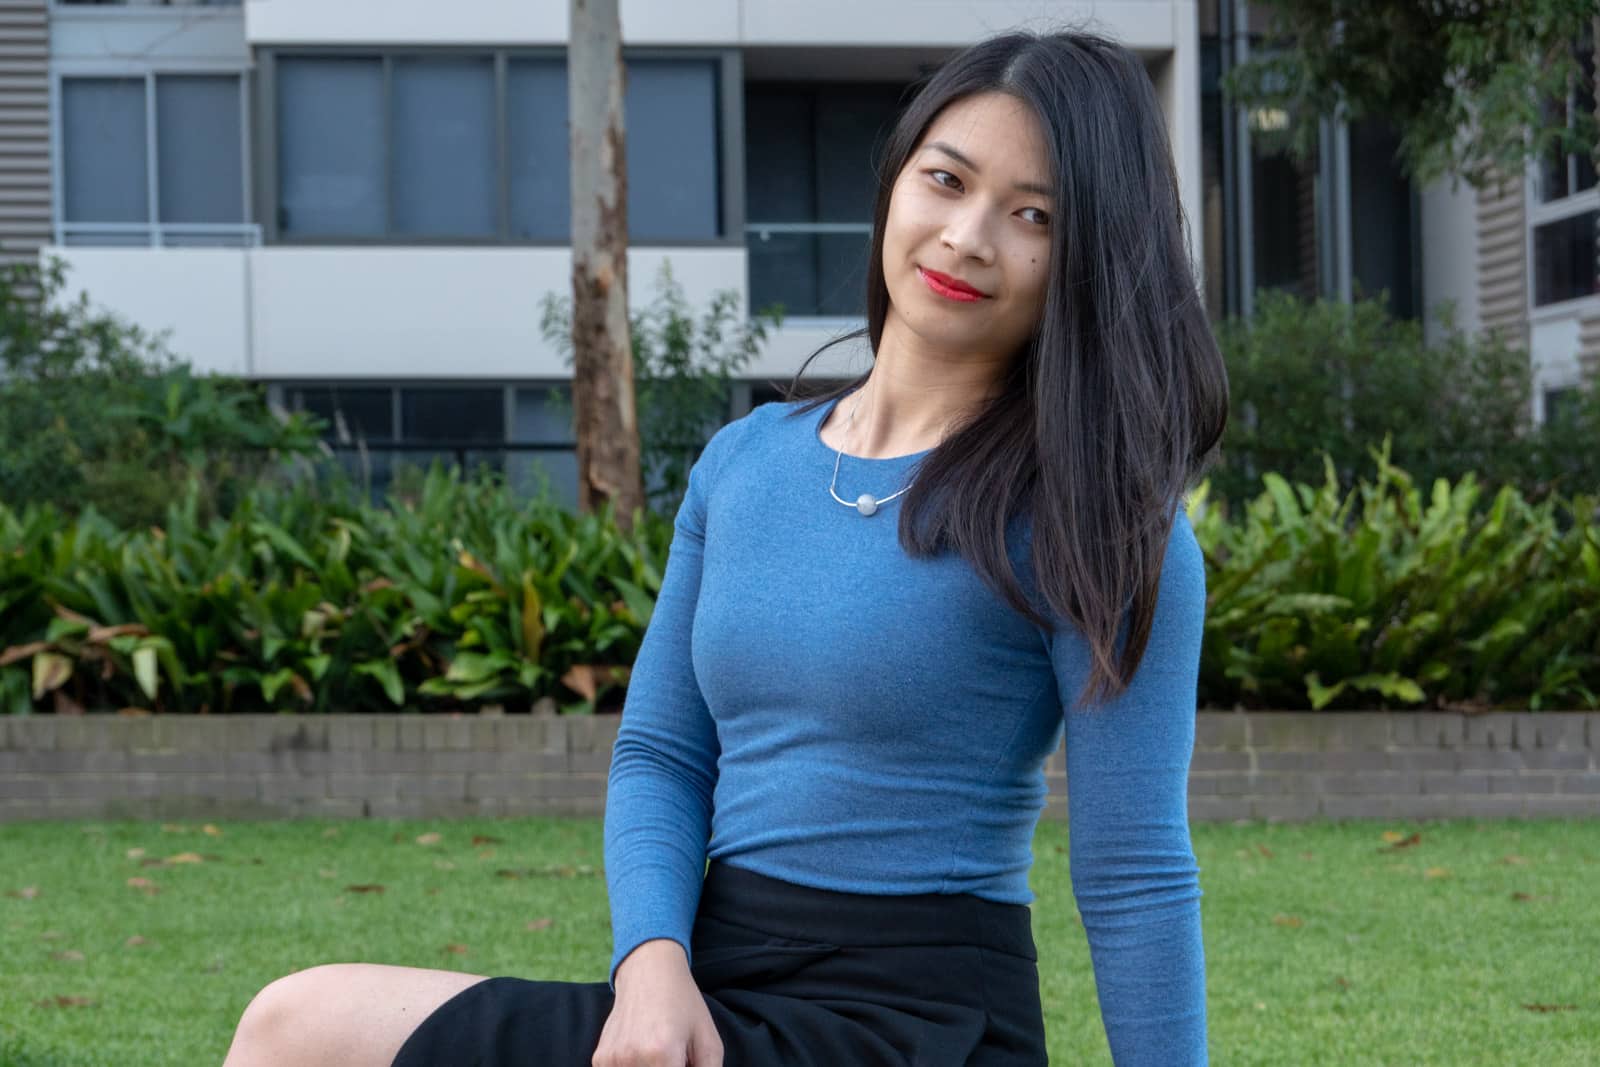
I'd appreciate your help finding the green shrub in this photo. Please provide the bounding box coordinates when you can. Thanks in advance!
[2,438,1596,716]
[0,257,324,529]
[1213,288,1600,512]
[1191,436,1600,712]
[538,259,783,513]
[0,463,671,716]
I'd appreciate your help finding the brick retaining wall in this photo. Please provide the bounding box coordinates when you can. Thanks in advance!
[1,711,1596,823]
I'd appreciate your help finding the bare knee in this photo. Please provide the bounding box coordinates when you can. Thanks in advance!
[225,965,346,1066]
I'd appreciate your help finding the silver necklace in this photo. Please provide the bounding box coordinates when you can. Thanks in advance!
[827,388,915,517]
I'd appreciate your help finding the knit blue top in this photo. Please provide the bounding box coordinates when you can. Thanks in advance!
[603,394,1208,1065]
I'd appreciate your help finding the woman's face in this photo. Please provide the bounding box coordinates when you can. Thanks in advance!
[880,91,1055,361]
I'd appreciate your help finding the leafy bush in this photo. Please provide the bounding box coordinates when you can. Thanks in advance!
[0,463,671,717]
[1,446,1596,716]
[0,257,324,528]
[1213,288,1600,512]
[1191,436,1600,713]
[539,259,783,513]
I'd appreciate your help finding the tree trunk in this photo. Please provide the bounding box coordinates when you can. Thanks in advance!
[568,0,643,529]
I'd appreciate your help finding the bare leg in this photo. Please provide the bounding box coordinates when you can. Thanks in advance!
[221,963,490,1067]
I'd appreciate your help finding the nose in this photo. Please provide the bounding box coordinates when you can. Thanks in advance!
[939,201,996,263]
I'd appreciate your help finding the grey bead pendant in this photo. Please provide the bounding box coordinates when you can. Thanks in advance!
[855,492,878,516]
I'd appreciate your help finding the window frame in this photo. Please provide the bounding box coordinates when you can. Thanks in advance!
[1524,31,1599,319]
[50,61,255,247]
[256,45,743,248]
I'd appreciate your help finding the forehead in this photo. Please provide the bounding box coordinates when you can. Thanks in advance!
[917,92,1051,174]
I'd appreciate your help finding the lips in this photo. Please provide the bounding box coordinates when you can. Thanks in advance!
[918,266,990,301]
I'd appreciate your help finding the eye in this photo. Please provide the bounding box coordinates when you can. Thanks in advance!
[1018,207,1051,227]
[927,168,963,191]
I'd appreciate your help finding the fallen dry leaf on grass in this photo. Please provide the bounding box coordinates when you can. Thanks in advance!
[125,848,145,860]
[1333,976,1351,989]
[477,849,497,860]
[525,918,555,932]
[322,827,341,839]
[168,852,205,865]
[125,878,158,895]
[1256,844,1275,859]
[472,835,503,846]
[318,869,337,879]
[1424,867,1450,879]
[443,943,469,955]
[125,936,148,947]
[203,824,223,837]
[160,824,187,834]
[415,832,442,846]
[344,884,385,894]
[1522,1003,1577,1013]
[1379,832,1422,851]
[1271,914,1303,928]
[51,950,85,963]
[36,995,95,1008]
[6,887,40,900]
[1498,855,1529,866]
[38,930,62,941]
[1511,891,1555,903]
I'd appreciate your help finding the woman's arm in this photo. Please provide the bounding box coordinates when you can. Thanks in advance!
[602,418,743,990]
[1049,509,1209,1065]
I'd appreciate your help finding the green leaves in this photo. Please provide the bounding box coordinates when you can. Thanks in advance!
[1195,437,1600,712]
[0,463,673,715]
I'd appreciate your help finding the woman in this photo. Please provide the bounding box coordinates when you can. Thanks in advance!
[224,25,1228,1067]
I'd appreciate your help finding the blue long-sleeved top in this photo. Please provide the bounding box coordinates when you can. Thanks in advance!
[603,394,1208,1065]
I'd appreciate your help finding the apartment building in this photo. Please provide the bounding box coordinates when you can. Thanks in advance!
[5,0,1596,504]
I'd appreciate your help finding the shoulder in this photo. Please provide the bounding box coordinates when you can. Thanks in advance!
[691,400,792,487]
[698,399,806,465]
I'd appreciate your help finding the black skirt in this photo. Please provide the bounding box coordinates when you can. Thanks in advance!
[391,860,1048,1066]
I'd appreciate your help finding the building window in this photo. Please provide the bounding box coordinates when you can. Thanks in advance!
[1529,26,1598,310]
[1533,209,1599,306]
[1543,386,1579,425]
[744,83,905,317]
[270,51,724,245]
[58,73,249,246]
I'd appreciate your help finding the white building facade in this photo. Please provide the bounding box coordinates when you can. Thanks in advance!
[8,0,1596,504]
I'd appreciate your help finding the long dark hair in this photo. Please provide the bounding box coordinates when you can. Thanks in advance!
[781,27,1229,711]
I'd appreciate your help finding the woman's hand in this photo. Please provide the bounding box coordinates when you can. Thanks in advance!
[593,939,723,1067]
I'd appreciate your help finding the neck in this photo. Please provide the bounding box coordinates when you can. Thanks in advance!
[847,317,1011,457]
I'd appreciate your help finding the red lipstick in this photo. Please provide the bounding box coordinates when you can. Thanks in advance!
[918,266,989,302]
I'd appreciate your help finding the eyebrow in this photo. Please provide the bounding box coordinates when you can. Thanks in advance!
[922,141,1054,198]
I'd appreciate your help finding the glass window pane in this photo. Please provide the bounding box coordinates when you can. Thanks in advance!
[401,387,505,443]
[748,229,820,318]
[62,78,148,223]
[392,57,497,237]
[508,57,570,240]
[156,75,244,225]
[1532,210,1599,306]
[292,386,394,443]
[1250,139,1317,299]
[512,385,573,443]
[626,59,719,240]
[510,385,576,506]
[813,86,900,221]
[277,57,384,236]
[745,88,814,222]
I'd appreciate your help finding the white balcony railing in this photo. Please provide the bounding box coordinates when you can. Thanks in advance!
[56,222,263,248]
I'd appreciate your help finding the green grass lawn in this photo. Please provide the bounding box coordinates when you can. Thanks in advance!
[1,817,1594,1066]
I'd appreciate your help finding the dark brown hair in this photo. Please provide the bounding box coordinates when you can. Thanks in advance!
[781,27,1229,710]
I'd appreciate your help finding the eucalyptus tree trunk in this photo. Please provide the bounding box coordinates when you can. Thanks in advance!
[568,0,643,529]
